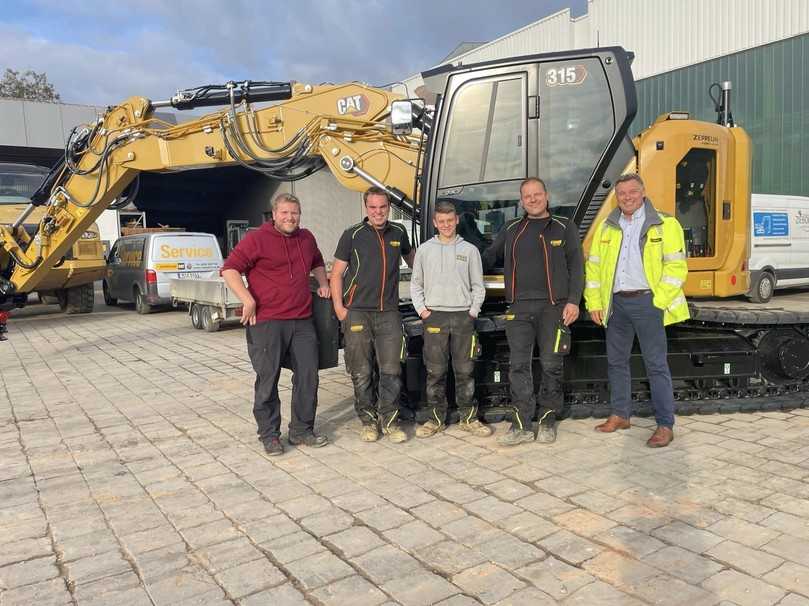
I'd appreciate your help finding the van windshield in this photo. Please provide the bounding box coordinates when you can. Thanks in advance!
[150,234,223,270]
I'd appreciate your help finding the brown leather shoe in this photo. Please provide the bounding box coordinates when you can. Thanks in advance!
[646,426,674,448]
[594,415,631,433]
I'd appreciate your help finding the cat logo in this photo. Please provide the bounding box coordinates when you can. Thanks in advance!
[390,240,400,248]
[550,240,563,247]
[336,94,369,117]
[456,254,468,262]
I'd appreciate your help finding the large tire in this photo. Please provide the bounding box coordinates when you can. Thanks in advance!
[102,281,117,306]
[201,305,221,332]
[56,289,68,311]
[134,287,152,315]
[64,283,94,314]
[190,303,203,329]
[748,271,775,303]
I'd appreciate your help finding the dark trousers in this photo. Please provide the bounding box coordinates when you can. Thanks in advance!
[246,318,319,440]
[505,300,565,429]
[606,292,675,427]
[343,310,403,427]
[422,310,477,424]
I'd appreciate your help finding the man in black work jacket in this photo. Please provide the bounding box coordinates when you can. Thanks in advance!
[331,187,415,443]
[483,178,584,446]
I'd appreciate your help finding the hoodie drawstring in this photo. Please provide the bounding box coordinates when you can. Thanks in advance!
[282,238,293,278]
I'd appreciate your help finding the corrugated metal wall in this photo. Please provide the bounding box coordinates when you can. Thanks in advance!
[635,31,809,197]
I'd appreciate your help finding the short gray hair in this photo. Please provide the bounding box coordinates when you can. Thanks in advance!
[615,173,645,189]
[271,193,301,212]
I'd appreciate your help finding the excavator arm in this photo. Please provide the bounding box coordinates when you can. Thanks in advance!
[0,80,423,300]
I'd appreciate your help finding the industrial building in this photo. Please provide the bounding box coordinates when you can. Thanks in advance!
[1,0,808,255]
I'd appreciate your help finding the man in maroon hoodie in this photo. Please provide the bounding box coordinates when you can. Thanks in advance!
[222,193,330,456]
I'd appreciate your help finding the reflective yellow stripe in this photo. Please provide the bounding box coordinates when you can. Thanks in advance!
[661,275,684,287]
[537,409,553,424]
[386,410,399,429]
[513,407,523,430]
[586,280,600,289]
[588,255,600,264]
[554,329,561,353]
[667,295,687,311]
[663,251,686,262]
[469,334,476,359]
[400,336,406,361]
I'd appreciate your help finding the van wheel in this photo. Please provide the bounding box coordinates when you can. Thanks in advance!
[65,283,95,314]
[201,306,221,332]
[190,303,203,329]
[134,287,152,314]
[749,271,775,303]
[102,281,117,306]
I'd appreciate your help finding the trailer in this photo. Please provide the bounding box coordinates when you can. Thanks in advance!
[170,277,243,332]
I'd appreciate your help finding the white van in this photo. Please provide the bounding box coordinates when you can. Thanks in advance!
[103,231,223,313]
[748,194,809,303]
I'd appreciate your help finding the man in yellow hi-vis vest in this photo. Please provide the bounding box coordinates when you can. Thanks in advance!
[584,174,689,448]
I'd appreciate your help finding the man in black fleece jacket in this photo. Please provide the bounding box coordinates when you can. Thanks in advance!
[483,178,584,445]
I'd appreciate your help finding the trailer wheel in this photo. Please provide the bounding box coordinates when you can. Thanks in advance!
[201,306,221,332]
[190,303,203,329]
[748,271,775,303]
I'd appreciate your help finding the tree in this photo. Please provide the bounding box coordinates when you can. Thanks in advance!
[0,69,61,102]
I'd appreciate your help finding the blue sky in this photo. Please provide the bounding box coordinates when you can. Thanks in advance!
[0,0,587,106]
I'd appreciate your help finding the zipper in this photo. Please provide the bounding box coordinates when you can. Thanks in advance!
[540,234,556,305]
[511,220,530,302]
[374,228,387,311]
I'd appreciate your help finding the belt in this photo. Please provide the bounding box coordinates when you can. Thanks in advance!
[615,289,651,298]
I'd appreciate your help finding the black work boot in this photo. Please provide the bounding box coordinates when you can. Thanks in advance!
[288,432,329,448]
[262,436,284,456]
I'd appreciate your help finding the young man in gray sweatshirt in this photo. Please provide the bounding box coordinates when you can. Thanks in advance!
[410,201,490,438]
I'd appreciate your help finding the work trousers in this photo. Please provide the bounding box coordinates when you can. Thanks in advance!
[606,292,675,427]
[422,310,477,424]
[504,300,565,429]
[343,309,403,427]
[246,318,319,440]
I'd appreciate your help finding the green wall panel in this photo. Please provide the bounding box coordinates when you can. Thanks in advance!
[634,32,809,197]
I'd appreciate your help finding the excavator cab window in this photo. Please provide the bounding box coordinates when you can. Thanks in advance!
[676,148,716,258]
[538,58,616,218]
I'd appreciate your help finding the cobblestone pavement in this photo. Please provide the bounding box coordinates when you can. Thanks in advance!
[2,301,809,606]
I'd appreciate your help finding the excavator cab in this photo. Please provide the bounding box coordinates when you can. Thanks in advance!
[420,46,638,257]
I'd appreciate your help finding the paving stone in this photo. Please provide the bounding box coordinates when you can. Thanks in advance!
[238,582,308,605]
[275,494,333,520]
[553,508,617,537]
[411,500,467,527]
[299,507,354,538]
[538,529,604,565]
[493,587,558,606]
[582,549,659,589]
[262,531,326,564]
[435,596,480,606]
[120,525,181,556]
[383,519,445,551]
[778,593,809,606]
[0,537,52,567]
[516,555,594,600]
[79,584,154,606]
[594,524,666,559]
[706,517,781,548]
[416,540,487,575]
[475,533,545,568]
[214,558,286,599]
[607,503,671,533]
[64,552,132,584]
[331,489,387,513]
[355,504,414,531]
[706,540,784,576]
[432,481,487,504]
[180,518,241,549]
[311,574,388,606]
[568,490,624,515]
[0,555,60,588]
[632,573,718,606]
[502,464,553,482]
[191,537,264,573]
[701,569,786,606]
[761,534,809,564]
[442,516,503,545]
[324,526,384,558]
[515,491,575,517]
[564,580,646,605]
[652,520,724,553]
[0,577,72,606]
[452,563,525,605]
[496,511,559,542]
[70,571,142,604]
[134,543,189,580]
[763,561,809,596]
[485,478,534,502]
[463,496,522,523]
[645,545,725,584]
[284,551,354,590]
[382,572,459,606]
[147,568,221,604]
[353,544,423,583]
[240,513,300,543]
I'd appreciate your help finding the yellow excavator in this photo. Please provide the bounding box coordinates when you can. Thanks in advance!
[0,162,105,313]
[2,46,807,417]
